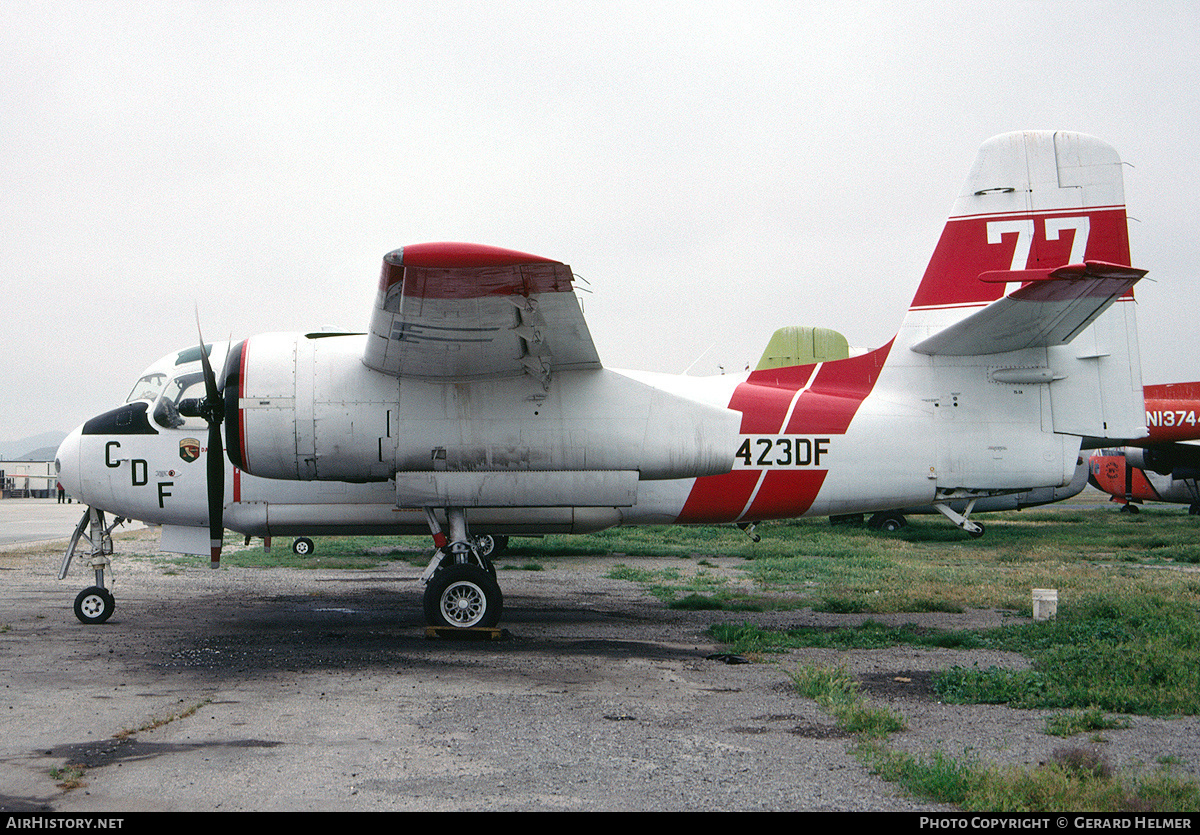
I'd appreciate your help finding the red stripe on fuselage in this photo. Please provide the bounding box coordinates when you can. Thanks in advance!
[676,340,893,523]
[237,338,250,475]
[743,470,829,519]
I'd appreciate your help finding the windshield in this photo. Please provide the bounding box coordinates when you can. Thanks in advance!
[126,373,168,404]
[152,369,210,429]
[123,342,228,427]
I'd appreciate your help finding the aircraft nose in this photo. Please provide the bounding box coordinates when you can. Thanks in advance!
[55,425,84,501]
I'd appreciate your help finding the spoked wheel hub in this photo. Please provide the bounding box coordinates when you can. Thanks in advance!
[441,579,487,626]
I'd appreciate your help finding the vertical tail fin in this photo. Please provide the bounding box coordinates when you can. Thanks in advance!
[907,131,1131,313]
[896,131,1144,442]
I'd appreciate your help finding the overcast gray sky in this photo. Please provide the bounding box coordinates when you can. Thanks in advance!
[3,1,1198,445]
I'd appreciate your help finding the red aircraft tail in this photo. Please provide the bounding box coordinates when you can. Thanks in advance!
[906,131,1132,315]
[892,131,1145,442]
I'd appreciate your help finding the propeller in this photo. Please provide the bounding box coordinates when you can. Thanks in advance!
[195,318,225,569]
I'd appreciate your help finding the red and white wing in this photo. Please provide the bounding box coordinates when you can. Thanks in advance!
[362,242,601,385]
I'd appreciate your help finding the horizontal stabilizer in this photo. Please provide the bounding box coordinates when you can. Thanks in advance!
[911,261,1145,356]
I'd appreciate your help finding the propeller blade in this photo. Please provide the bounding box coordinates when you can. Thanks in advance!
[195,317,225,569]
[206,416,224,568]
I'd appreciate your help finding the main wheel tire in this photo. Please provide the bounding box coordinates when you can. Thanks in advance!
[74,586,114,624]
[869,513,906,532]
[423,564,503,629]
[292,537,315,555]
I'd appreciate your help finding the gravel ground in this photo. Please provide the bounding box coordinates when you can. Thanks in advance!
[2,525,1199,812]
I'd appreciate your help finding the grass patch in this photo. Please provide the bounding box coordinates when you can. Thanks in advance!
[933,592,1200,715]
[789,661,1200,812]
[710,590,1200,716]
[1043,707,1133,738]
[789,664,906,738]
[708,620,984,654]
[737,510,1200,616]
[50,764,87,791]
[859,743,1200,812]
[606,561,767,610]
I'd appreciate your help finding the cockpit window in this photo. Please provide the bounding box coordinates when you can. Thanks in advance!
[175,344,214,367]
[152,370,210,429]
[126,373,168,404]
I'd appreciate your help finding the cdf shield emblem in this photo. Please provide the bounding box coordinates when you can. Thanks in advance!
[180,438,201,463]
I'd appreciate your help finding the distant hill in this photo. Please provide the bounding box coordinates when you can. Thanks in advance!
[1,432,67,461]
[20,446,61,461]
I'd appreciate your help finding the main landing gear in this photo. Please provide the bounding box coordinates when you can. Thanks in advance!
[868,512,908,533]
[60,507,126,624]
[932,497,985,538]
[420,508,504,629]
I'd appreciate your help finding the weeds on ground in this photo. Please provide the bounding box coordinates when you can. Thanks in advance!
[50,764,86,790]
[790,662,1200,812]
[1044,708,1132,738]
[862,742,1200,811]
[789,663,906,738]
[933,592,1200,715]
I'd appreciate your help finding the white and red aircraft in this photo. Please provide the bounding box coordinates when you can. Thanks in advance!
[1088,382,1200,513]
[55,131,1148,628]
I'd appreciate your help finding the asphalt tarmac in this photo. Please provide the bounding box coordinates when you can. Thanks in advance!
[2,498,1196,813]
[0,498,92,547]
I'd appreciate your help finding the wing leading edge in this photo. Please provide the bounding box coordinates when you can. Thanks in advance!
[362,243,602,385]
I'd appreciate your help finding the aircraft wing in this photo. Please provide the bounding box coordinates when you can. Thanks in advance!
[911,261,1145,356]
[362,243,601,386]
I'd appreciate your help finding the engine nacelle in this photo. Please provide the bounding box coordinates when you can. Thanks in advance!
[1124,444,1200,478]
[1126,446,1165,475]
[223,332,740,497]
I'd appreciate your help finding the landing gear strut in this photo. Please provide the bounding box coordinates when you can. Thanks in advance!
[60,507,125,624]
[420,508,503,629]
[932,498,985,538]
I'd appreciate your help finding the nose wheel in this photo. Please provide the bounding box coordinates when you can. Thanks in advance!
[74,586,115,624]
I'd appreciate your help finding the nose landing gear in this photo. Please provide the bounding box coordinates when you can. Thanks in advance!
[60,508,126,624]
